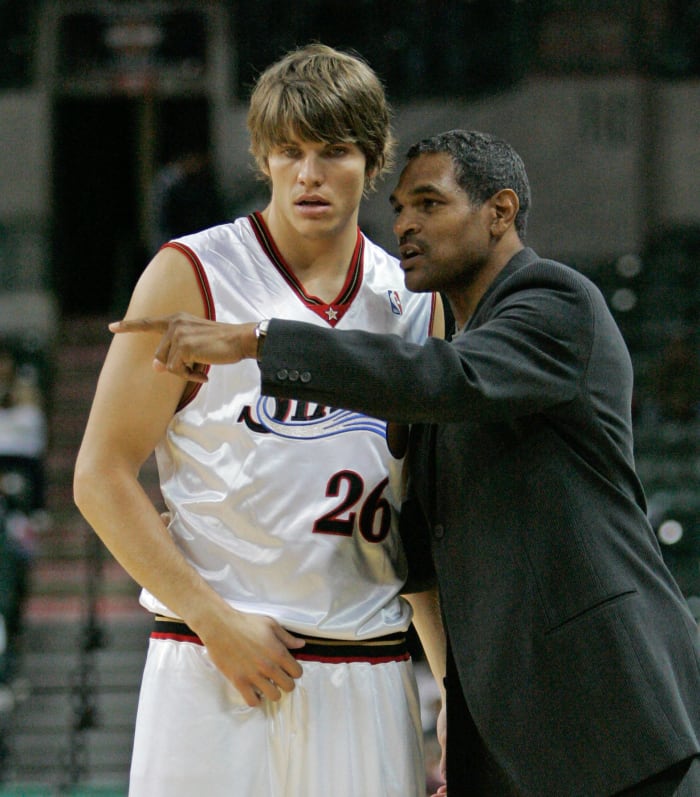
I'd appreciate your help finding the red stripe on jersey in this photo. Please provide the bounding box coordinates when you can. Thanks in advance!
[151,631,204,646]
[161,241,216,410]
[247,212,363,327]
[428,291,439,336]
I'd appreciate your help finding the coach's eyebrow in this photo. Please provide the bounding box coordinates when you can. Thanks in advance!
[408,182,447,197]
[390,183,447,206]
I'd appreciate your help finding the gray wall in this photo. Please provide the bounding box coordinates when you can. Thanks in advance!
[0,89,57,343]
[211,76,700,265]
[1,75,699,336]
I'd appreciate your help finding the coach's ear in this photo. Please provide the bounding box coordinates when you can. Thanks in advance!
[489,188,519,238]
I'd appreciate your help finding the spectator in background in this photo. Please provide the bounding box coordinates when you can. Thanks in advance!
[0,341,47,511]
[148,148,227,253]
[0,496,32,689]
[649,333,700,423]
[110,148,228,315]
[0,340,46,707]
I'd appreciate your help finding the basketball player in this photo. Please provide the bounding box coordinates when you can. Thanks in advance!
[74,45,445,797]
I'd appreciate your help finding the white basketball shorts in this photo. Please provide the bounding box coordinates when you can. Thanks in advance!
[128,618,426,797]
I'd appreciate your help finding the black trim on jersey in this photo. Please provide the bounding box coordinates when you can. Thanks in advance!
[290,631,410,664]
[247,211,364,327]
[151,617,203,645]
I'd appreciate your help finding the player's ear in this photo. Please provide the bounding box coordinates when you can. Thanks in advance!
[364,166,379,192]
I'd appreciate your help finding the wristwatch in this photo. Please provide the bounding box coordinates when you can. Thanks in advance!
[254,319,270,360]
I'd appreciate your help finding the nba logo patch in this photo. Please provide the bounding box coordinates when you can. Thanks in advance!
[388,290,403,316]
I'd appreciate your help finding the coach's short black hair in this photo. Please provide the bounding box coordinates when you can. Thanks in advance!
[406,129,531,238]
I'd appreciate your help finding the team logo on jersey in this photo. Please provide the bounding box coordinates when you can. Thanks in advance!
[387,290,403,316]
[239,397,386,440]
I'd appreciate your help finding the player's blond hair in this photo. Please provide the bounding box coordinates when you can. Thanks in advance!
[247,43,395,192]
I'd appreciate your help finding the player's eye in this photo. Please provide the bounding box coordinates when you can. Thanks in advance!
[276,144,300,158]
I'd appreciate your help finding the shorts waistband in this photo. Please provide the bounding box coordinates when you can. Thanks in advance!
[151,616,411,665]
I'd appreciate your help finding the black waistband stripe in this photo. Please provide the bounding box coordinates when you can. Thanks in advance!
[150,617,410,665]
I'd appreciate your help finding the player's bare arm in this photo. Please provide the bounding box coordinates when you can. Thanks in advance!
[75,249,303,707]
[405,588,447,793]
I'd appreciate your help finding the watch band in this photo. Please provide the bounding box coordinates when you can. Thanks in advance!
[254,319,270,360]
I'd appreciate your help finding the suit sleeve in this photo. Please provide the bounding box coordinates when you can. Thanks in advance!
[259,271,594,425]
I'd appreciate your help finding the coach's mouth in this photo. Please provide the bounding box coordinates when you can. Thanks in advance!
[399,243,424,267]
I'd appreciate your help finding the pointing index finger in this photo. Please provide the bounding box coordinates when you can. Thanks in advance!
[109,317,170,334]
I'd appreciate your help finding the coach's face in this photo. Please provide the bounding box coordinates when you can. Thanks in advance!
[389,152,494,296]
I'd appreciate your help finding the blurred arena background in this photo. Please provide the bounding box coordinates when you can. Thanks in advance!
[1,2,700,793]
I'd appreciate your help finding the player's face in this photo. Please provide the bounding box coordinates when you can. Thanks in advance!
[264,137,368,240]
[390,152,493,294]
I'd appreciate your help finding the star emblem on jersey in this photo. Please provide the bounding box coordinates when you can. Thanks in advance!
[325,307,339,321]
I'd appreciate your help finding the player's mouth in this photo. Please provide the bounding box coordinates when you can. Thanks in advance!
[295,194,331,214]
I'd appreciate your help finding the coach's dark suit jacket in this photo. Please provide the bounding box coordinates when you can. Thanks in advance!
[259,247,700,796]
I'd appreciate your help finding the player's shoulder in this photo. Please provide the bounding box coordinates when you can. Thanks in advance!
[164,217,266,277]
[173,216,248,249]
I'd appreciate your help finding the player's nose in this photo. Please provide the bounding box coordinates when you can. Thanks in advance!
[297,152,324,186]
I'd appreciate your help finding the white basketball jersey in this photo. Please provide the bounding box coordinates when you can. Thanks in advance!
[140,213,437,639]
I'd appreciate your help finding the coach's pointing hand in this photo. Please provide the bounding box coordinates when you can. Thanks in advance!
[109,313,259,381]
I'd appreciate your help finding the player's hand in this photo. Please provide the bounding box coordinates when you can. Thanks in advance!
[196,608,305,707]
[109,313,258,382]
[429,703,447,797]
